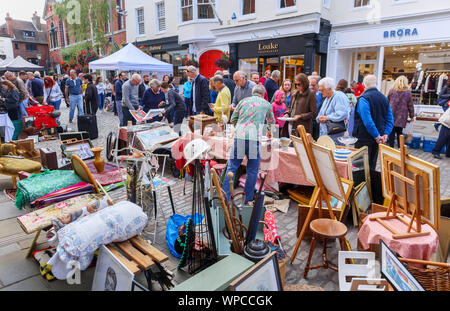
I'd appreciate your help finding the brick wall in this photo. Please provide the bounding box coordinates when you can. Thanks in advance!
[12,42,48,69]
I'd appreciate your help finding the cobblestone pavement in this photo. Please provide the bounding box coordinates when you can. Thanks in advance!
[0,104,448,291]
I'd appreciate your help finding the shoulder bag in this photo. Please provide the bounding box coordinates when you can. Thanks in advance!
[323,93,346,135]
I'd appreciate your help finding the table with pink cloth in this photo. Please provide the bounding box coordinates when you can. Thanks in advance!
[177,132,349,186]
[358,212,439,261]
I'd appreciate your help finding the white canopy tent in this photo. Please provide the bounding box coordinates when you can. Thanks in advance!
[88,43,173,76]
[0,55,44,72]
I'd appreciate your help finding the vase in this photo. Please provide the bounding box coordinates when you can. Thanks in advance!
[90,147,105,174]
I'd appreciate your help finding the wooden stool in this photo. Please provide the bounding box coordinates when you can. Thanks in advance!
[304,218,348,279]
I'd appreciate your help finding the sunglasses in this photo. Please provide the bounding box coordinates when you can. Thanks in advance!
[295,83,302,87]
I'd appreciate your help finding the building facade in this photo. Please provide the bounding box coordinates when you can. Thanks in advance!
[326,0,450,103]
[126,0,332,79]
[0,35,14,67]
[0,12,49,71]
[43,0,128,74]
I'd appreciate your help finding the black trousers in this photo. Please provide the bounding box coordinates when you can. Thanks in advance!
[122,107,136,126]
[388,126,403,148]
[355,139,379,171]
[432,125,450,157]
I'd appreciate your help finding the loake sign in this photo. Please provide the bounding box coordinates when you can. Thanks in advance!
[237,35,306,58]
[258,42,279,54]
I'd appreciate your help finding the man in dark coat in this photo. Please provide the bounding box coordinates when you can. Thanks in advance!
[186,66,211,115]
[264,70,280,103]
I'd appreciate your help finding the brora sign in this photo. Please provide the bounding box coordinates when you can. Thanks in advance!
[383,28,418,39]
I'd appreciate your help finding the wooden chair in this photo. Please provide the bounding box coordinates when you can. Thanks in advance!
[399,258,450,291]
[304,218,348,278]
[338,251,378,291]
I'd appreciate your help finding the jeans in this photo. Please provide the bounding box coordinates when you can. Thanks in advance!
[116,99,124,125]
[18,99,28,118]
[98,93,105,110]
[432,125,450,157]
[69,94,84,121]
[49,99,61,110]
[222,139,261,203]
[12,119,22,140]
[388,126,404,148]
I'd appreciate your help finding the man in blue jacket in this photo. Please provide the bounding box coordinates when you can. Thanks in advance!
[114,72,127,125]
[264,70,280,102]
[353,75,394,170]
[186,66,211,115]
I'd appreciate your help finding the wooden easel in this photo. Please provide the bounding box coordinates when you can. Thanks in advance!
[290,125,350,263]
[369,135,430,239]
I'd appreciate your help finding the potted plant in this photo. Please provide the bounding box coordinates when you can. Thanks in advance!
[183,57,199,67]
[214,53,231,70]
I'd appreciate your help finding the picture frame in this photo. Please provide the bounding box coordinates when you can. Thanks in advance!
[61,139,94,160]
[92,245,135,291]
[311,142,346,202]
[291,135,316,185]
[315,178,354,221]
[379,144,440,230]
[380,240,425,291]
[135,126,179,152]
[354,181,371,214]
[229,252,283,291]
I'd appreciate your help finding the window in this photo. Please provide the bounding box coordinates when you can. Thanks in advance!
[279,0,296,8]
[22,31,35,38]
[26,44,37,51]
[15,43,19,49]
[181,0,193,22]
[354,0,370,7]
[117,0,123,30]
[323,0,331,9]
[59,21,65,47]
[65,23,71,45]
[136,8,145,36]
[242,0,255,15]
[156,2,166,32]
[197,0,215,19]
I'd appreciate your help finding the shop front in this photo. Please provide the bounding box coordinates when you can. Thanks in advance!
[136,36,189,78]
[327,11,450,104]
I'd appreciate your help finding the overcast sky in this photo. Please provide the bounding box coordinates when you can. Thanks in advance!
[1,0,46,24]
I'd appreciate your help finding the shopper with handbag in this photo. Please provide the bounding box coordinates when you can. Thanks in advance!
[316,77,350,143]
[0,80,21,140]
[353,75,394,170]
[43,76,62,110]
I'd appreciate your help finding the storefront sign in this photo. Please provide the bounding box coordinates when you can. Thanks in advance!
[237,35,306,59]
[149,45,163,51]
[383,28,418,39]
[258,42,279,54]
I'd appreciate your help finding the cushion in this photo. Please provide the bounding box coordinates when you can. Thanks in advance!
[0,157,41,175]
[0,144,16,156]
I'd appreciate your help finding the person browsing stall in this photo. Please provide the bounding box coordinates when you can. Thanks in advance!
[222,84,275,204]
[65,70,84,123]
[43,76,62,110]
[114,72,127,125]
[83,74,99,115]
[264,70,281,103]
[160,82,186,135]
[121,74,142,126]
[210,75,231,124]
[186,66,210,115]
[141,79,165,123]
[232,71,256,108]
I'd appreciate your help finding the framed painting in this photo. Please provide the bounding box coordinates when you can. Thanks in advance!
[135,126,179,152]
[291,135,316,185]
[229,252,282,291]
[311,142,346,202]
[379,144,440,230]
[354,181,371,214]
[315,178,354,221]
[380,240,425,292]
[92,245,135,291]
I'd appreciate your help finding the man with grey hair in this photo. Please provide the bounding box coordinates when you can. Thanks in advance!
[4,71,28,118]
[232,71,256,108]
[264,70,280,102]
[353,74,394,170]
[141,79,165,122]
[316,77,350,143]
[186,65,210,114]
[121,74,142,126]
[65,69,84,122]
[222,84,275,204]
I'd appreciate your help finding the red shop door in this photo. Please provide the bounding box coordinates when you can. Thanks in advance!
[199,50,224,79]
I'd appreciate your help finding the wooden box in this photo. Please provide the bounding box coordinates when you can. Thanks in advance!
[40,148,58,170]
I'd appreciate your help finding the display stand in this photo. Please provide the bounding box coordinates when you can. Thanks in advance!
[188,114,218,135]
[290,125,351,263]
[369,135,430,239]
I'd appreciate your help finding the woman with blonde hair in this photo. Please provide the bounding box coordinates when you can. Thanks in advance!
[387,75,414,148]
[272,79,292,107]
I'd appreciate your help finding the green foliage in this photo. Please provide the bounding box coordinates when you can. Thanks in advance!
[61,42,91,63]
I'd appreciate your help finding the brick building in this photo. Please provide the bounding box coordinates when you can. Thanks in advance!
[0,12,49,72]
[43,0,127,74]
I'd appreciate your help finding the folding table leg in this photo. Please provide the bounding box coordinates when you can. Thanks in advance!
[167,186,176,215]
[25,229,41,258]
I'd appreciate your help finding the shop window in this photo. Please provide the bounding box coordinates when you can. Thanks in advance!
[239,58,258,79]
[156,2,166,32]
[242,0,255,15]
[198,0,215,19]
[279,0,296,9]
[354,0,370,7]
[181,0,193,22]
[136,8,145,36]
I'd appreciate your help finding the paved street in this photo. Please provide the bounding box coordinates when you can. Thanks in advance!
[0,105,448,291]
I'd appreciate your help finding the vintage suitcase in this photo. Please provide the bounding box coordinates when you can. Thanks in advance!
[77,115,98,140]
[59,131,90,142]
[40,148,58,170]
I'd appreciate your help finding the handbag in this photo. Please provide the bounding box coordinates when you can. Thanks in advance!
[322,94,347,135]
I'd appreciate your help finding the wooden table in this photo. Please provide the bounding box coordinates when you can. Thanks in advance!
[188,115,218,135]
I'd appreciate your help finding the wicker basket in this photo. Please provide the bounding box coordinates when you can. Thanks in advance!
[404,263,450,291]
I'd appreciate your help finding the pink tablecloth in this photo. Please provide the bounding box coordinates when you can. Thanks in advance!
[177,132,349,186]
[358,212,439,261]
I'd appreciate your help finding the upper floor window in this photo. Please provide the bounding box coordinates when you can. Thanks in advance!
[279,0,296,9]
[117,0,123,30]
[156,2,166,32]
[354,0,370,7]
[181,0,193,22]
[136,8,145,35]
[242,0,255,15]
[22,31,35,38]
[65,23,71,45]
[59,21,65,47]
[197,0,215,19]
[26,43,37,51]
[323,0,331,9]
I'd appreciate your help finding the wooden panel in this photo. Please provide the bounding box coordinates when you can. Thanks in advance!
[106,245,140,275]
[114,240,154,270]
[129,236,168,263]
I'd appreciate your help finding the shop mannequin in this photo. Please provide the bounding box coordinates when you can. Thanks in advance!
[412,63,424,91]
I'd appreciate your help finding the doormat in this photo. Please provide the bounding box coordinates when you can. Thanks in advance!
[4,189,16,202]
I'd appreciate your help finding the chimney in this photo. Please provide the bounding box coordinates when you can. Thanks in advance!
[32,11,42,31]
[5,13,13,37]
